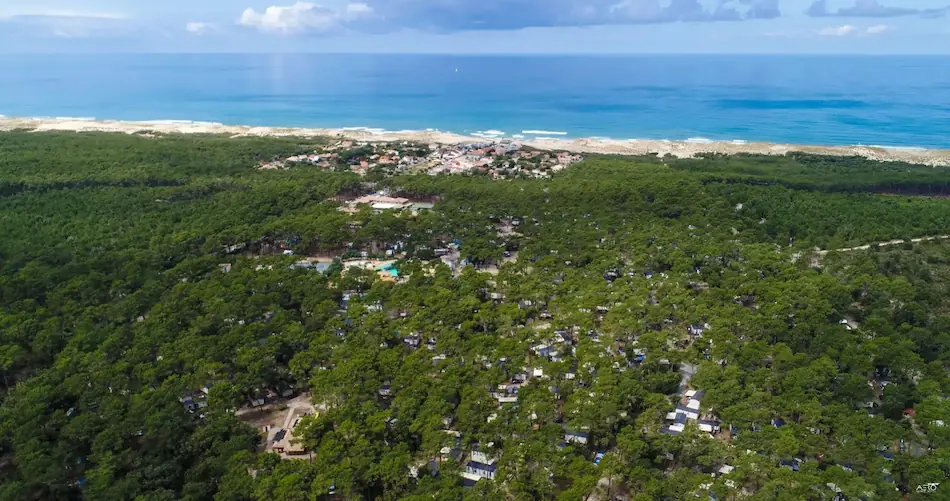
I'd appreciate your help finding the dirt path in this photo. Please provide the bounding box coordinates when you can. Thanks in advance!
[817,234,950,256]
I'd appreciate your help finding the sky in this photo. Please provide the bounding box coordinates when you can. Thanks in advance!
[0,0,948,54]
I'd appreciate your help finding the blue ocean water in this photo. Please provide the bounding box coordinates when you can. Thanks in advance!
[1,54,949,147]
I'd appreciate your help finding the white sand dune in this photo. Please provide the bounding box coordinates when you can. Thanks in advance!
[3,116,950,167]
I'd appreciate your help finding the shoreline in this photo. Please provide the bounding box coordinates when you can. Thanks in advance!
[3,116,950,167]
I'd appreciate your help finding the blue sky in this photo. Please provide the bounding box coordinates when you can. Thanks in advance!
[1,0,948,53]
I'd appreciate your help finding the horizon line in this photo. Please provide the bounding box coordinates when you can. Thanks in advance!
[2,51,950,57]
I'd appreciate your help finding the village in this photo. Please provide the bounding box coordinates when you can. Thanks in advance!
[216,184,523,284]
[179,285,907,500]
[176,166,934,501]
[259,138,584,179]
[181,301,915,500]
[191,218,921,501]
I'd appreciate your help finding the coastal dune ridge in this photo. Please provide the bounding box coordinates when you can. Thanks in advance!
[2,116,950,167]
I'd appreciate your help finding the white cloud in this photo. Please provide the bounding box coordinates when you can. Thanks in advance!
[818,24,856,36]
[344,2,373,20]
[0,10,127,20]
[816,23,894,37]
[186,22,212,35]
[865,24,892,34]
[240,2,340,34]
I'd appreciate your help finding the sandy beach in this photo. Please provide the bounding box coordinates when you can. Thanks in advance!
[3,116,950,167]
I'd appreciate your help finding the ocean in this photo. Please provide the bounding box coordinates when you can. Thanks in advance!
[1,54,949,148]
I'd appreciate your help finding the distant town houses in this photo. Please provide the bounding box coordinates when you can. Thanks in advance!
[209,202,811,496]
[260,139,584,179]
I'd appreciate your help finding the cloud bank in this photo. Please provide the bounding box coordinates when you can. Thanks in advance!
[807,0,948,18]
[377,0,783,30]
[818,24,856,36]
[817,23,894,36]
[240,0,783,35]
[0,12,135,38]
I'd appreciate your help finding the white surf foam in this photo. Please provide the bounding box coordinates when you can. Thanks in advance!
[341,126,388,134]
[863,144,926,151]
[522,130,568,136]
[144,120,223,126]
[686,137,714,144]
[145,120,193,125]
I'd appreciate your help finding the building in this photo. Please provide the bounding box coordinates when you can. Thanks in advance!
[463,445,498,482]
[410,202,435,211]
[494,386,518,404]
[180,388,209,412]
[350,194,414,212]
[565,430,590,445]
[403,334,422,349]
[663,389,719,436]
[441,446,464,462]
[674,403,700,421]
[464,461,497,481]
[661,423,686,435]
[688,323,709,337]
[470,444,496,465]
[290,261,332,273]
[699,419,722,433]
